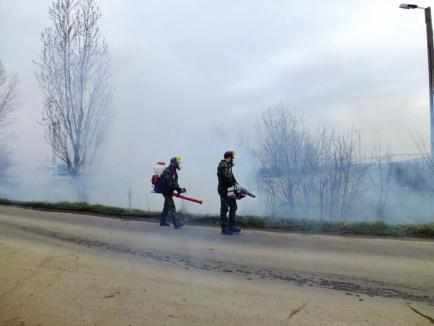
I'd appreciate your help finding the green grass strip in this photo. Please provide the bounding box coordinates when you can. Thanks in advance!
[0,198,433,239]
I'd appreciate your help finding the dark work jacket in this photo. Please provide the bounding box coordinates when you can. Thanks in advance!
[217,159,237,194]
[161,166,181,196]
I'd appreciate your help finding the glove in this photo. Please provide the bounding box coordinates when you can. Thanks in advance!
[182,188,187,194]
[177,187,186,194]
[234,184,240,192]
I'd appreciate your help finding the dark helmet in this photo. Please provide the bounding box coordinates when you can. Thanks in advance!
[170,156,182,170]
[224,150,236,159]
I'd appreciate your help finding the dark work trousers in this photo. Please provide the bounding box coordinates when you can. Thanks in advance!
[219,193,237,230]
[161,194,178,224]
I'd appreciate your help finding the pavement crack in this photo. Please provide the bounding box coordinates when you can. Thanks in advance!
[288,302,308,320]
[404,304,434,323]
[104,290,120,299]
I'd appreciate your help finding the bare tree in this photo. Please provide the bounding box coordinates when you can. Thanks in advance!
[412,133,434,216]
[0,61,19,132]
[0,145,11,184]
[256,104,306,215]
[256,104,327,218]
[35,0,113,178]
[324,131,369,220]
[312,126,334,220]
[412,133,434,188]
[298,128,318,218]
[0,60,20,184]
[369,142,393,219]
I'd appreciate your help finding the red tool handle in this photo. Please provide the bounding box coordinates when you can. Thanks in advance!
[173,193,203,205]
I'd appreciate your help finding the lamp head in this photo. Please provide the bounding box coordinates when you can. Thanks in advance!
[399,4,419,9]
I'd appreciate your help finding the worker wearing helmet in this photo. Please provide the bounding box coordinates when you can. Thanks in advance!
[160,156,185,229]
[217,151,241,235]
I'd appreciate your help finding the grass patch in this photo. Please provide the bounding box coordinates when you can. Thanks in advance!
[0,198,433,239]
[0,199,156,218]
[182,213,434,238]
[181,214,267,228]
[0,198,12,205]
[402,223,434,238]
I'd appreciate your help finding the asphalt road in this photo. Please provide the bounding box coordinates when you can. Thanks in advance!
[0,205,433,325]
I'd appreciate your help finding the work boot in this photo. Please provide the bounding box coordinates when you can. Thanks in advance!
[160,221,171,226]
[221,227,233,235]
[173,221,184,229]
[229,226,241,233]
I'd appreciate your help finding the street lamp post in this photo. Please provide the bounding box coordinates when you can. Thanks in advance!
[400,3,434,159]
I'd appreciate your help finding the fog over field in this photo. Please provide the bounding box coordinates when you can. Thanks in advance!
[0,0,433,221]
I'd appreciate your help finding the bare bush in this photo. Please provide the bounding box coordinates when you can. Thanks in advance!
[256,104,368,220]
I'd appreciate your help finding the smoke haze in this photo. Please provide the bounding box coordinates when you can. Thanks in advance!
[1,0,433,220]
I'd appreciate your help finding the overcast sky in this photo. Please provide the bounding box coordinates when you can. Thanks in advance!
[1,0,433,162]
[1,0,434,210]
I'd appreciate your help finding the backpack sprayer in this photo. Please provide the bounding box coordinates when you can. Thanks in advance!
[150,161,203,205]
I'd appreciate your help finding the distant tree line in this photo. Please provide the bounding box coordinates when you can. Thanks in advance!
[255,104,434,221]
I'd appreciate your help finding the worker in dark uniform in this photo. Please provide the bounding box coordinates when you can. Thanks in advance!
[217,151,241,235]
[160,157,185,229]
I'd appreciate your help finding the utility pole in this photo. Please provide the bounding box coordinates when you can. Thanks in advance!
[425,7,434,160]
[400,4,434,159]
